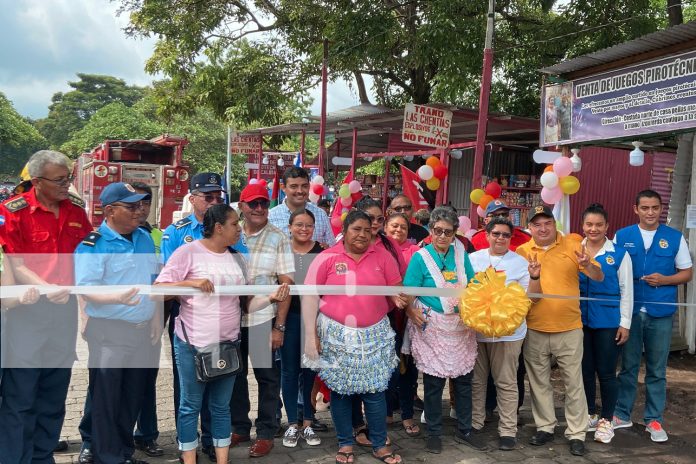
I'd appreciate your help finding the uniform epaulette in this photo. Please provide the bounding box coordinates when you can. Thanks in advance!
[175,217,192,229]
[69,193,85,208]
[81,231,102,247]
[4,197,28,213]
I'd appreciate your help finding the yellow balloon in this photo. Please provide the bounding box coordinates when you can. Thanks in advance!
[340,212,348,221]
[426,178,441,191]
[559,175,580,195]
[469,188,485,204]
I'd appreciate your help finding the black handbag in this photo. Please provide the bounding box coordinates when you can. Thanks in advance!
[180,320,242,382]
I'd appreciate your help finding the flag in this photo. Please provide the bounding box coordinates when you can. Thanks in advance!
[294,151,303,168]
[270,169,280,208]
[400,165,430,214]
[222,166,229,204]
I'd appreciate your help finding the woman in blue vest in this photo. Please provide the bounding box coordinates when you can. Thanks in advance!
[579,203,633,445]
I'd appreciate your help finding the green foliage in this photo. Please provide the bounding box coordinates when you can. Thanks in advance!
[36,74,146,149]
[0,93,47,180]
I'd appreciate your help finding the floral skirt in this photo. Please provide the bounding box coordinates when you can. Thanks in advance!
[405,310,477,378]
[316,313,398,395]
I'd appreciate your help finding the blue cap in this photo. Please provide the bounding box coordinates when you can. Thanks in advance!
[100,182,149,206]
[190,172,223,192]
[485,200,509,216]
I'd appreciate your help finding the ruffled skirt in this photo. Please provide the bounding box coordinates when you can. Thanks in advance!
[315,313,398,395]
[405,310,477,378]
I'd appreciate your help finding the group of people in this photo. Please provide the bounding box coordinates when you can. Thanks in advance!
[0,149,691,464]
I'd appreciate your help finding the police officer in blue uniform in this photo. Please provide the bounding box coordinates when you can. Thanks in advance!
[75,182,160,464]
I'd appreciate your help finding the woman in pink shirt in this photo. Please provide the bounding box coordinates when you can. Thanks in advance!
[304,210,407,464]
[385,213,420,264]
[155,204,288,464]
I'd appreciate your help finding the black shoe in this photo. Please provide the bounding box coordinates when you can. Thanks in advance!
[275,424,286,438]
[78,448,93,464]
[499,436,517,451]
[569,439,585,456]
[54,440,69,452]
[426,436,442,454]
[134,440,164,457]
[122,459,149,464]
[310,418,329,432]
[529,431,554,446]
[201,445,218,462]
[413,396,425,411]
[455,430,489,451]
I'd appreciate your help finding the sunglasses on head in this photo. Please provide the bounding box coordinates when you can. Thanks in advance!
[194,193,224,203]
[432,227,455,237]
[247,198,270,210]
[490,231,512,239]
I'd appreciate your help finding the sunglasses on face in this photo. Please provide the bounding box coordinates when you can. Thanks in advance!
[488,212,510,219]
[367,214,385,224]
[37,176,74,187]
[490,231,512,239]
[391,205,412,212]
[247,199,270,210]
[432,227,455,237]
[193,193,224,203]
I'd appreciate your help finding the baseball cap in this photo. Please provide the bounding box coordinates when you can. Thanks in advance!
[485,200,510,216]
[240,183,269,202]
[100,182,149,206]
[527,204,554,223]
[190,172,223,193]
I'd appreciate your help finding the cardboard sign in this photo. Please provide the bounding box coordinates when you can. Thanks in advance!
[402,103,453,148]
[230,134,262,155]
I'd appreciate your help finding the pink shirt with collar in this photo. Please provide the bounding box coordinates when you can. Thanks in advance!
[305,241,402,328]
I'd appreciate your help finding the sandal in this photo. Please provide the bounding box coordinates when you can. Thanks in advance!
[403,423,421,437]
[355,428,392,447]
[372,450,402,464]
[336,451,355,464]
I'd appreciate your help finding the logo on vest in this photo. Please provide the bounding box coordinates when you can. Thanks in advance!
[184,235,193,243]
[605,256,615,265]
[217,359,227,369]
[659,238,669,249]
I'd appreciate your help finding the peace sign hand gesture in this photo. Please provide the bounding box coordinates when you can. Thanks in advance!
[575,244,591,268]
[528,253,541,279]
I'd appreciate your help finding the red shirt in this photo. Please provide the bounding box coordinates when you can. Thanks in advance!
[0,190,93,285]
[471,227,531,251]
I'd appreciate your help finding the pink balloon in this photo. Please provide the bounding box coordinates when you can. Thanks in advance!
[553,156,573,178]
[330,216,342,228]
[464,229,477,240]
[348,180,362,193]
[477,206,485,217]
[541,186,563,204]
[340,196,352,206]
[458,215,472,232]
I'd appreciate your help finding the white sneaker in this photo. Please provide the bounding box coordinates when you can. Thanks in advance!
[301,426,321,446]
[449,407,457,419]
[594,418,614,443]
[645,420,668,442]
[421,411,426,424]
[283,425,299,447]
[611,415,633,430]
[588,414,600,432]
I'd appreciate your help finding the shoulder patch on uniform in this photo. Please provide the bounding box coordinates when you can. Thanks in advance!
[4,197,28,212]
[175,218,192,229]
[81,231,102,247]
[69,193,85,208]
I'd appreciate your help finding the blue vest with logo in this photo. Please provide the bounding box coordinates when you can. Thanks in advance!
[615,224,681,317]
[580,247,626,328]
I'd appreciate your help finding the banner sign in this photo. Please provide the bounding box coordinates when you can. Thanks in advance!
[402,103,453,148]
[231,134,262,154]
[541,49,696,146]
[245,153,295,179]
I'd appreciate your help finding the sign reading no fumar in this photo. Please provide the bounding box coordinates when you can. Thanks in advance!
[402,104,453,148]
[230,134,262,155]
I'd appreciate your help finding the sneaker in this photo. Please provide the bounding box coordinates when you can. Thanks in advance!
[300,426,321,446]
[420,411,426,424]
[455,430,489,451]
[587,413,600,432]
[449,407,457,419]
[611,415,633,430]
[594,418,615,444]
[645,420,668,443]
[283,425,299,448]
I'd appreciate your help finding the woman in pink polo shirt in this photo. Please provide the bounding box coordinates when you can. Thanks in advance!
[304,210,407,464]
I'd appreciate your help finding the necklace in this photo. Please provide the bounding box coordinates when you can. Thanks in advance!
[488,250,508,271]
[434,246,451,271]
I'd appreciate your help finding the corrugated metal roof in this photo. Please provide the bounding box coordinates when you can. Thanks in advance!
[308,103,393,122]
[540,21,696,76]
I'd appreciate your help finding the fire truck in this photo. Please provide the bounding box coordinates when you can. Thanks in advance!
[74,135,190,228]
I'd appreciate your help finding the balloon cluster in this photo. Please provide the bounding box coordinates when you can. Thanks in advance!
[417,157,448,191]
[469,181,503,218]
[329,179,363,228]
[308,175,330,204]
[539,157,580,205]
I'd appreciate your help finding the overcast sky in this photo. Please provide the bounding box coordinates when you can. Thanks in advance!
[0,0,365,120]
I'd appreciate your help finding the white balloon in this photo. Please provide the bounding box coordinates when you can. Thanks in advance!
[417,165,434,181]
[540,171,559,189]
[313,175,325,185]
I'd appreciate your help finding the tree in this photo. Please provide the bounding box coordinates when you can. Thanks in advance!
[0,93,47,180]
[36,74,146,149]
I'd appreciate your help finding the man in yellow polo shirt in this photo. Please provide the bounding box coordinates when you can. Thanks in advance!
[516,205,603,457]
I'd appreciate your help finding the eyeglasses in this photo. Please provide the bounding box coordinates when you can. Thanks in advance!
[391,205,412,213]
[292,222,315,229]
[247,199,270,210]
[193,193,224,204]
[367,214,385,224]
[37,176,74,187]
[490,231,512,239]
[110,202,146,212]
[432,227,455,237]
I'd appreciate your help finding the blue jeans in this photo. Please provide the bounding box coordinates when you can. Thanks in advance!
[615,312,673,424]
[331,391,387,451]
[280,311,316,424]
[582,327,621,420]
[174,335,236,451]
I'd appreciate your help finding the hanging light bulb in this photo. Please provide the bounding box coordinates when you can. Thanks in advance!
[629,141,644,167]
[262,156,269,165]
[277,157,284,167]
[570,148,582,172]
[364,156,373,162]
[403,155,414,162]
[450,149,463,160]
[422,154,432,159]
[385,156,393,162]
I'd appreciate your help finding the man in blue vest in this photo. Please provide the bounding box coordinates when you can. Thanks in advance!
[613,189,693,443]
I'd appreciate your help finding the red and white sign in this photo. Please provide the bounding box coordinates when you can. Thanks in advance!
[402,103,452,149]
[230,134,262,155]
[400,165,430,211]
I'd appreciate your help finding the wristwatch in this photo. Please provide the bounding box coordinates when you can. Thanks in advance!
[273,324,286,333]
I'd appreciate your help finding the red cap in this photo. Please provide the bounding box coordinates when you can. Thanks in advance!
[240,183,269,202]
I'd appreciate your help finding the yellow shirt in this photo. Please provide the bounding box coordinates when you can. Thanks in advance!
[516,233,596,333]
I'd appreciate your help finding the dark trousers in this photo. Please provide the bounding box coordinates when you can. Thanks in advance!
[167,302,213,447]
[582,327,621,420]
[133,368,160,443]
[280,311,316,424]
[230,322,281,440]
[485,353,526,411]
[424,371,473,437]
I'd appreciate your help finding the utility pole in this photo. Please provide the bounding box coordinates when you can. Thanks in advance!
[318,39,329,177]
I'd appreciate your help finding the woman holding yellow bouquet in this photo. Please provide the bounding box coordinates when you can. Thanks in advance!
[468,217,530,451]
[403,207,487,454]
